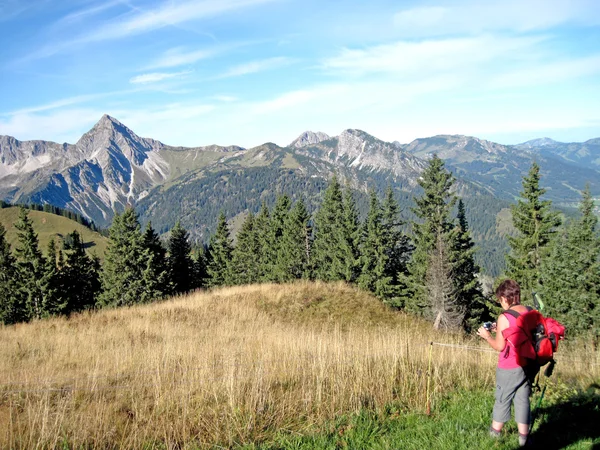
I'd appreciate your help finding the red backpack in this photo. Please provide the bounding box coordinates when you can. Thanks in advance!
[503,307,566,367]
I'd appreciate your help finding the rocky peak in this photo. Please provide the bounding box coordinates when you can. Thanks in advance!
[76,115,163,166]
[517,137,561,148]
[289,131,331,148]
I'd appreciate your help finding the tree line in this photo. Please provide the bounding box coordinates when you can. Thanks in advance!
[1,156,598,337]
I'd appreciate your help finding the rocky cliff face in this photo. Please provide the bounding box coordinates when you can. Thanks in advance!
[288,131,330,148]
[0,115,241,226]
[292,129,426,187]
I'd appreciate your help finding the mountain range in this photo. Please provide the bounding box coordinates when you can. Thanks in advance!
[1,114,598,276]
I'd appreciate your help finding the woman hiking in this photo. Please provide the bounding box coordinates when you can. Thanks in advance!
[477,279,531,447]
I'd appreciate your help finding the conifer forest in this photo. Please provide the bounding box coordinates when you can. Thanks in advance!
[1,157,599,339]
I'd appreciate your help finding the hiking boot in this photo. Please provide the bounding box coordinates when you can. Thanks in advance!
[518,433,529,447]
[489,427,501,438]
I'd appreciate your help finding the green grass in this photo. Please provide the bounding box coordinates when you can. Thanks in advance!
[0,206,109,258]
[245,386,600,450]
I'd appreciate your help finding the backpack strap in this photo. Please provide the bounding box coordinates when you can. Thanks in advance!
[503,306,533,320]
[503,309,521,319]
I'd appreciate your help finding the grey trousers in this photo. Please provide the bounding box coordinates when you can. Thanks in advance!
[492,367,531,425]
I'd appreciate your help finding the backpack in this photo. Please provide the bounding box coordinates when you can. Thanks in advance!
[503,307,566,368]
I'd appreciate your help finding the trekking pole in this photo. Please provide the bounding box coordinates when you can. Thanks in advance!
[529,383,547,433]
[426,342,433,415]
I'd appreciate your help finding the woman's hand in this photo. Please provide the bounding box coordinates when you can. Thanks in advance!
[477,326,492,340]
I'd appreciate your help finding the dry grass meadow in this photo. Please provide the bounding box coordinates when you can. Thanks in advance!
[0,281,598,449]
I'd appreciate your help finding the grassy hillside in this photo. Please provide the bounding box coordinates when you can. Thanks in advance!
[0,282,597,449]
[0,206,108,258]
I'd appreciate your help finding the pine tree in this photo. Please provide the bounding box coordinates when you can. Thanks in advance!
[230,213,261,285]
[143,222,170,294]
[357,190,393,298]
[274,199,311,281]
[540,185,599,337]
[0,223,25,324]
[62,231,101,313]
[13,207,53,320]
[312,177,360,281]
[454,200,488,332]
[167,221,194,294]
[506,162,561,295]
[401,156,463,329]
[98,208,164,307]
[206,211,234,287]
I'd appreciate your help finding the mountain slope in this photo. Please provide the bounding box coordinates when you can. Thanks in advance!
[0,115,244,226]
[516,137,600,171]
[0,206,108,257]
[405,135,600,205]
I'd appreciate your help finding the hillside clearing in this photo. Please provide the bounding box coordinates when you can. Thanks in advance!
[0,282,597,448]
[0,206,108,258]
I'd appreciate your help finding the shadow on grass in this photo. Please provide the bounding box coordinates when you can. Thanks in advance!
[531,385,600,449]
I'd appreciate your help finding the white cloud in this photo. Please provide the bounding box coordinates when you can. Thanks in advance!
[147,47,218,69]
[0,108,106,143]
[86,0,277,43]
[5,93,105,115]
[393,0,600,37]
[321,35,547,77]
[20,0,277,62]
[488,55,600,89]
[129,71,192,84]
[218,57,294,78]
[212,95,238,102]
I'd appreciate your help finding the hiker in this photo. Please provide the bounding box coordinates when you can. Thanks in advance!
[477,279,531,447]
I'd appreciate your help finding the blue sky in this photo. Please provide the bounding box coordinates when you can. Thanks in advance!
[1,0,600,148]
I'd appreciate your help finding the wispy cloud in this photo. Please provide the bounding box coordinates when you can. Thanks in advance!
[212,95,238,102]
[129,70,192,84]
[218,57,294,78]
[146,47,219,69]
[20,0,277,62]
[392,0,600,37]
[52,0,123,28]
[321,35,547,77]
[84,0,277,43]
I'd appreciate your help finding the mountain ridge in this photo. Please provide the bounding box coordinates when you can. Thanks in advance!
[1,115,598,230]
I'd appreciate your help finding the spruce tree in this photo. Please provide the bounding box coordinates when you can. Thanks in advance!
[98,208,163,307]
[230,213,261,285]
[341,186,362,282]
[312,177,360,281]
[264,195,292,281]
[167,221,194,294]
[401,156,464,328]
[381,186,412,304]
[13,207,52,320]
[43,238,64,315]
[206,211,234,287]
[143,222,170,294]
[191,243,208,288]
[0,223,25,324]
[506,162,561,295]
[454,200,488,331]
[254,202,272,282]
[274,199,311,281]
[540,185,599,336]
[61,231,101,313]
[358,190,393,298]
